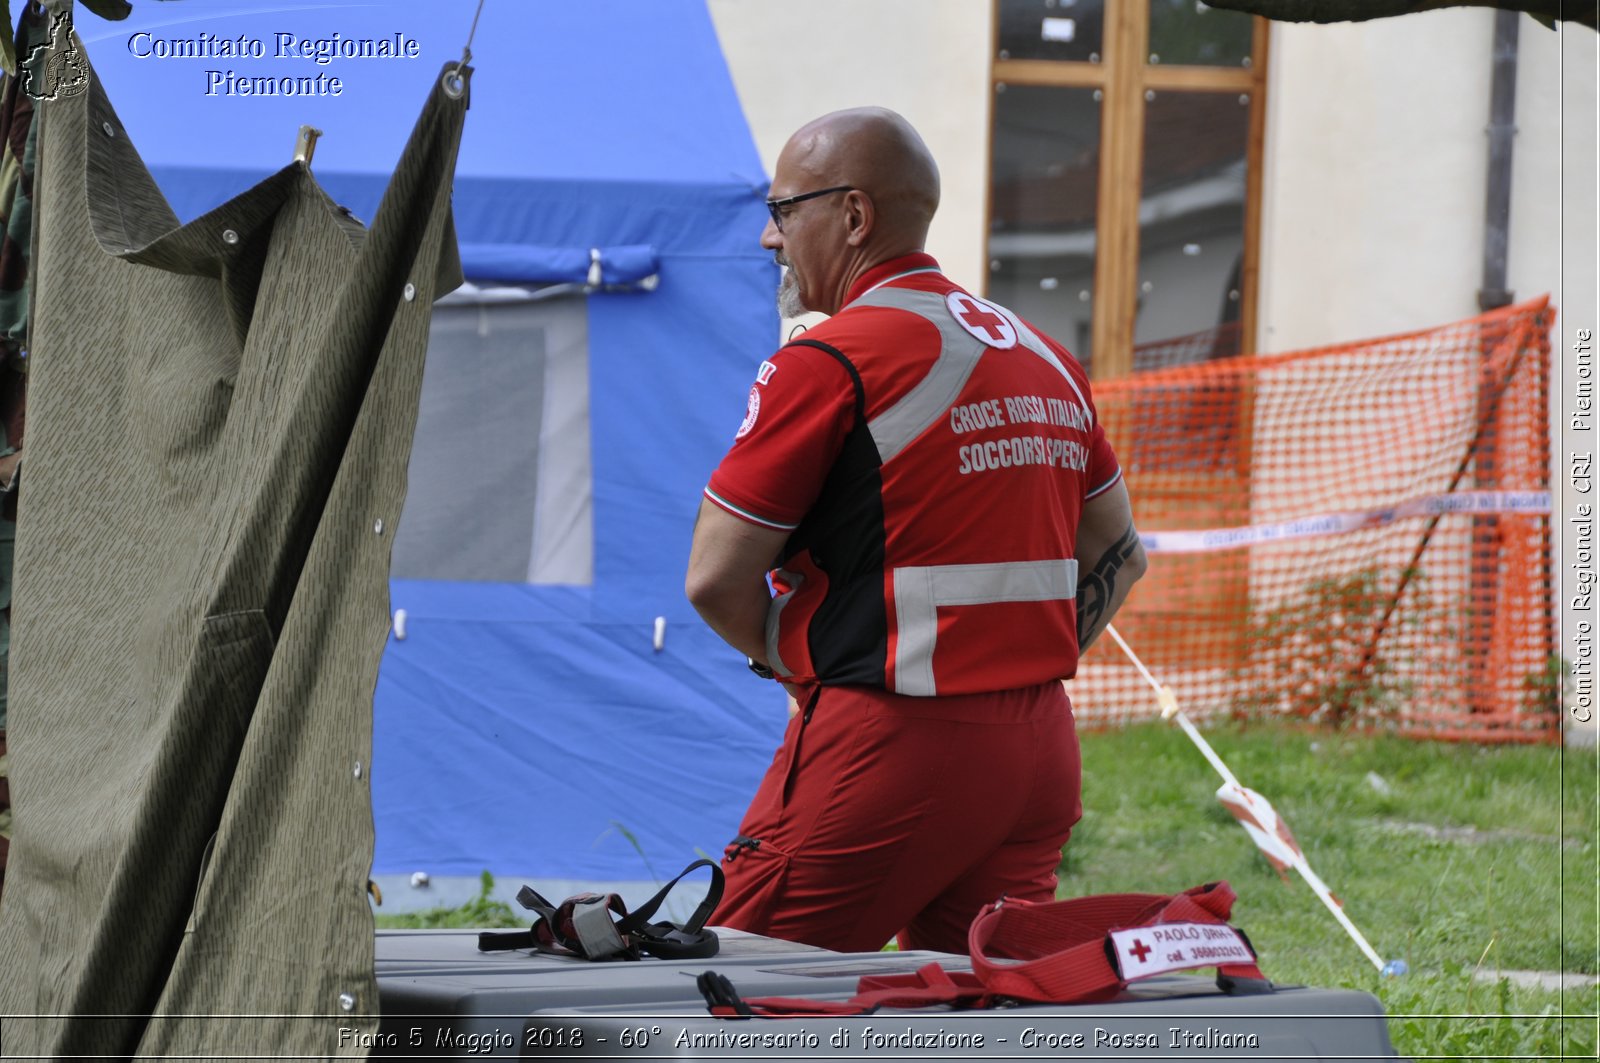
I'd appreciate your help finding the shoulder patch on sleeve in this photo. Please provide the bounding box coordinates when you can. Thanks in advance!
[735,385,761,439]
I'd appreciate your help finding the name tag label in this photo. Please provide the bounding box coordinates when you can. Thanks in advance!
[1109,922,1254,980]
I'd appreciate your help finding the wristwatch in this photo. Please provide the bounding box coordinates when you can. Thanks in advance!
[747,657,776,680]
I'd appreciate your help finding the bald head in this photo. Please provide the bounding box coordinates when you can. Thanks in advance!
[779,107,940,253]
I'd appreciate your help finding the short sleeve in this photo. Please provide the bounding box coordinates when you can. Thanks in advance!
[1083,419,1122,501]
[704,345,858,530]
[1022,315,1120,504]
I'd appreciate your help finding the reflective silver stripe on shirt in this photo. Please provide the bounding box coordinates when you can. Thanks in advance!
[996,303,1094,429]
[891,558,1079,696]
[848,286,1093,463]
[849,287,988,463]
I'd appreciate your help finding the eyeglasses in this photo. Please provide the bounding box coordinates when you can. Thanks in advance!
[765,186,855,233]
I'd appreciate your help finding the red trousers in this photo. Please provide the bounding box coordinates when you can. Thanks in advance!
[716,682,1081,954]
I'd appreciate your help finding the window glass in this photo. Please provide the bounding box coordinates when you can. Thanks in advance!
[1132,90,1249,365]
[1147,0,1254,67]
[996,0,1105,64]
[989,83,1102,370]
[393,295,593,584]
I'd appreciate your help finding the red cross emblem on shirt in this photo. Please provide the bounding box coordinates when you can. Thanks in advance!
[946,292,1018,348]
[958,300,1007,339]
[1128,938,1153,963]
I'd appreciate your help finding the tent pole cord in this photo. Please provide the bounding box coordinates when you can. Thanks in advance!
[445,0,487,94]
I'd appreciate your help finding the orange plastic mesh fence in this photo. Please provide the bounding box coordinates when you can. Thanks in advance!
[1073,298,1557,743]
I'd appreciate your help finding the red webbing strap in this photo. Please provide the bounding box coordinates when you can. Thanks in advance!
[849,963,991,1010]
[699,881,1266,1019]
[970,881,1264,1002]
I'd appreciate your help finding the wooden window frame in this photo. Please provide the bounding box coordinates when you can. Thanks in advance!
[987,4,1270,379]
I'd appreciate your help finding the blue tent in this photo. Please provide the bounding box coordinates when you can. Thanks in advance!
[84,0,784,903]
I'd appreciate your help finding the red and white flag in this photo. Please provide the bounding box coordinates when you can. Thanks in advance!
[1216,783,1305,883]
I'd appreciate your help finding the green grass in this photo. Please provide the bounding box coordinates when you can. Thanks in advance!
[1073,721,1598,1059]
[375,870,523,929]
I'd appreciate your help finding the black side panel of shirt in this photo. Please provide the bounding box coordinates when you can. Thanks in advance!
[778,339,887,688]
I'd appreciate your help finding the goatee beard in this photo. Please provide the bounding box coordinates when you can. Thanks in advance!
[777,269,806,318]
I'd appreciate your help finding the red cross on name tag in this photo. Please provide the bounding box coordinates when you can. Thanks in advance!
[1108,923,1254,981]
[946,292,1018,349]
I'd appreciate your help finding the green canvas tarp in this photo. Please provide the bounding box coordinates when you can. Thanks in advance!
[0,18,466,1057]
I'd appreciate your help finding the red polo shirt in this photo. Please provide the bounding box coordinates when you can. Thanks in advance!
[706,254,1119,696]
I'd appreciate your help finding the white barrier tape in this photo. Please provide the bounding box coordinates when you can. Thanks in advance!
[1139,490,1550,555]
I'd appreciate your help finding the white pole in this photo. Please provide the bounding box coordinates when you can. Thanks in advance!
[1289,851,1388,971]
[1102,623,1400,976]
[1104,625,1243,788]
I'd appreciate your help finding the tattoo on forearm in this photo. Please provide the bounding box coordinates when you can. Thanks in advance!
[1077,524,1141,646]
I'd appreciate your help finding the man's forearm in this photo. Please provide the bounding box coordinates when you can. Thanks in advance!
[1076,523,1145,651]
[685,498,789,667]
[688,579,774,665]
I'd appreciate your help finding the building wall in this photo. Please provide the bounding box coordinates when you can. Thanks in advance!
[1513,18,1597,336]
[707,0,993,305]
[1258,10,1594,354]
[1258,11,1491,352]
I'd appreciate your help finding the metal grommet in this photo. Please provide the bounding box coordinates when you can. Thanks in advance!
[101,121,115,137]
[222,229,240,246]
[441,69,465,99]
[373,518,384,535]
[353,761,363,779]
[338,992,356,1012]
[402,283,416,302]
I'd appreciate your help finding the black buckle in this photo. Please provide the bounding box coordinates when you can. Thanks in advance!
[725,834,761,862]
[697,971,754,1017]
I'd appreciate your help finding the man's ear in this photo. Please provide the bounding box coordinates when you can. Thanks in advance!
[843,190,875,247]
